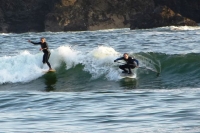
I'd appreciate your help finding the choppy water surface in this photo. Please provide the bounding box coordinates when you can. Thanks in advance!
[0,26,200,132]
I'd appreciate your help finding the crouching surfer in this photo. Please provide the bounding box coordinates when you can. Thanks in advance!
[28,37,53,71]
[114,53,139,74]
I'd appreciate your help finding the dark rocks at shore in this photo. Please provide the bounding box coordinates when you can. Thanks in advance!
[45,0,88,32]
[0,0,55,33]
[0,0,199,33]
[154,0,200,23]
[44,0,155,32]
[130,6,197,29]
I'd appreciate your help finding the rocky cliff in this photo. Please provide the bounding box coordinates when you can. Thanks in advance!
[0,0,54,32]
[45,0,155,32]
[154,0,200,22]
[0,0,199,33]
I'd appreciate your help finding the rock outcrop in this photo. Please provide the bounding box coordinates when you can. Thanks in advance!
[154,0,200,22]
[0,0,55,32]
[130,6,197,29]
[44,0,155,32]
[0,0,199,33]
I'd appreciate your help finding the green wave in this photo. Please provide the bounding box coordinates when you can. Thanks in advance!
[136,52,200,89]
[42,52,200,90]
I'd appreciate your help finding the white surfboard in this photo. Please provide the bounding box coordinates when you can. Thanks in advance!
[120,73,136,79]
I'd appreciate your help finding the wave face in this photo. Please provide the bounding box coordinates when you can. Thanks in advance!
[136,52,200,89]
[0,45,199,90]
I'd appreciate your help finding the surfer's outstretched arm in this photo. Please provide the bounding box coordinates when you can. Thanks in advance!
[114,57,124,62]
[28,40,41,45]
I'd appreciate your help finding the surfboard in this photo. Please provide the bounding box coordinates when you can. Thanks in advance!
[43,69,56,73]
[120,73,136,79]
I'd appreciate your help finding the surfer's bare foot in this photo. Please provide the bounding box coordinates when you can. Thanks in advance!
[49,68,53,71]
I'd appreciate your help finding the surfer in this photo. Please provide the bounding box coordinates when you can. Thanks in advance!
[28,38,53,71]
[114,53,139,74]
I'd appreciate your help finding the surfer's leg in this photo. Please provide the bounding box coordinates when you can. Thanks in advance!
[47,62,52,70]
[43,53,52,70]
[46,53,52,70]
[128,64,135,74]
[119,65,128,73]
[128,67,132,74]
[42,54,46,64]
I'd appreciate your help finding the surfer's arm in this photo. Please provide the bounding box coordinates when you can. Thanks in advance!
[28,40,41,45]
[133,59,139,67]
[114,57,123,62]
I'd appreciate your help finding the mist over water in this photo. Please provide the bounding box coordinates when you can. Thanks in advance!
[0,27,200,132]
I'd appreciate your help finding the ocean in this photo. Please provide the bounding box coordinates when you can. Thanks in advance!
[0,27,200,132]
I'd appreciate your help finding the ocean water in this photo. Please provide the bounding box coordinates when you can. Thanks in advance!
[0,27,200,132]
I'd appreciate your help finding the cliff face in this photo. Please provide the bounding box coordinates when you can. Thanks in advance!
[84,0,154,31]
[0,0,55,32]
[0,0,199,33]
[45,0,90,32]
[130,5,197,29]
[44,0,154,31]
[130,0,199,29]
[154,0,200,22]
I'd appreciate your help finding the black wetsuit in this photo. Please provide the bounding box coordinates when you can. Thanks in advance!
[31,41,52,69]
[115,57,139,73]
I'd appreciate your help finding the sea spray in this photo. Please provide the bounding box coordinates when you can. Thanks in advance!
[0,51,42,83]
[79,46,121,80]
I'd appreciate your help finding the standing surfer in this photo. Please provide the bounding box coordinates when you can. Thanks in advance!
[28,37,53,71]
[114,53,139,74]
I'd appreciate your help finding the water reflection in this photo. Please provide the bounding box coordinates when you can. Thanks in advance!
[119,78,137,89]
[43,72,57,92]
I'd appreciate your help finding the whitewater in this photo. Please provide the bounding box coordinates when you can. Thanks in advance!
[0,27,200,132]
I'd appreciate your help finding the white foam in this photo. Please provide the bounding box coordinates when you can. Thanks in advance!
[78,46,129,80]
[50,46,80,69]
[46,45,127,81]
[153,26,200,31]
[0,47,78,84]
[0,51,43,83]
[0,46,75,83]
[169,26,200,31]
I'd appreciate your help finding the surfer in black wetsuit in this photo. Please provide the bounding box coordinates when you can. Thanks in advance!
[28,38,53,71]
[114,53,139,74]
